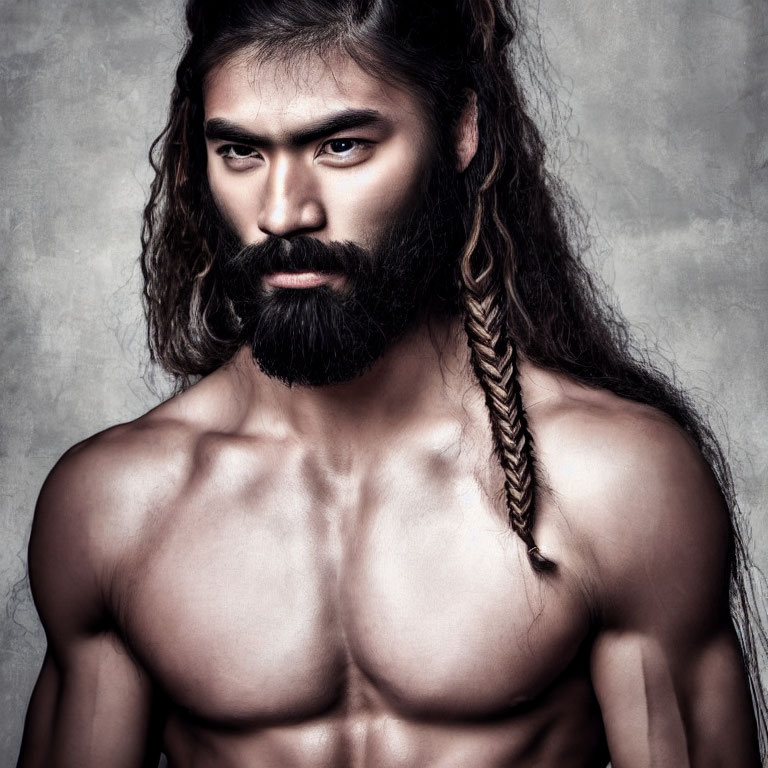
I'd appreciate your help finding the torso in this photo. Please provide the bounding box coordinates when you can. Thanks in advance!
[96,340,617,767]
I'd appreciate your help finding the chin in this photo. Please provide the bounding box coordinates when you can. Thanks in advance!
[245,284,414,388]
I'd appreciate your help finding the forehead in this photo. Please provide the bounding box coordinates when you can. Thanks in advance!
[204,51,428,137]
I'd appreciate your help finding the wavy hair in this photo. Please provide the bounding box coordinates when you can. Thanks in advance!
[141,0,766,747]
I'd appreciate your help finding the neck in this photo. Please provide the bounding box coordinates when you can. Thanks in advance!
[226,314,475,449]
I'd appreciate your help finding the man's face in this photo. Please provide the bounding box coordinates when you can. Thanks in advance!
[203,51,462,386]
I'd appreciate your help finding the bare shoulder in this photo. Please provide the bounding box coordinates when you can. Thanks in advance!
[36,395,197,546]
[524,367,731,626]
[29,372,243,607]
[20,379,233,765]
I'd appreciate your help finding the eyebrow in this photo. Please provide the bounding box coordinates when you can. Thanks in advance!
[204,109,388,149]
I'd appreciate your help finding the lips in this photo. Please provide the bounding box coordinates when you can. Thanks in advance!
[263,271,345,290]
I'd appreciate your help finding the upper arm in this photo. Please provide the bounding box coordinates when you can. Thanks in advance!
[562,411,760,766]
[17,446,162,768]
[591,622,758,767]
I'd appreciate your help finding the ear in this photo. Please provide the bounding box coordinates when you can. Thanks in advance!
[455,90,479,172]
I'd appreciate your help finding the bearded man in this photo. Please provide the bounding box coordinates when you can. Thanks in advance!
[16,0,766,766]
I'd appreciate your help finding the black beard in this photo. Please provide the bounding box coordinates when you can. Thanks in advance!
[215,162,463,387]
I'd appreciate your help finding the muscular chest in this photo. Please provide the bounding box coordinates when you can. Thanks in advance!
[118,445,590,725]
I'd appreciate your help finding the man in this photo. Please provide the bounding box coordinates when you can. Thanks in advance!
[16,0,765,765]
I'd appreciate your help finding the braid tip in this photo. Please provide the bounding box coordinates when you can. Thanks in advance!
[527,545,557,573]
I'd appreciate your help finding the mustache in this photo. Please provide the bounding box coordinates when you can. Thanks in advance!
[223,236,374,280]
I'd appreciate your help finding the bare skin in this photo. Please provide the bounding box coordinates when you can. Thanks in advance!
[17,326,760,767]
[18,51,760,767]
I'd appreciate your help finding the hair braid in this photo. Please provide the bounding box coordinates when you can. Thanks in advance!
[460,151,556,572]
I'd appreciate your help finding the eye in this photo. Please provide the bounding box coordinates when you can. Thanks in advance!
[318,138,372,165]
[327,139,358,154]
[216,144,262,168]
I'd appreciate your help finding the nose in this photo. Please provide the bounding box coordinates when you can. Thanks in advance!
[257,153,325,239]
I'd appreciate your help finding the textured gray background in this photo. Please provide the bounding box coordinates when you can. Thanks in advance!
[1,0,766,763]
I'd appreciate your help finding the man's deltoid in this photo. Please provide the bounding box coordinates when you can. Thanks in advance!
[17,1,766,766]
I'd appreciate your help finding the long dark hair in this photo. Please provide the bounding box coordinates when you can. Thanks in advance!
[141,0,766,748]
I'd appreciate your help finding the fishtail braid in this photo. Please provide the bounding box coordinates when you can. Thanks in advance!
[460,150,556,572]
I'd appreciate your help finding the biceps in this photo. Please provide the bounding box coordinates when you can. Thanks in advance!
[591,627,760,768]
[18,653,59,767]
[18,638,161,768]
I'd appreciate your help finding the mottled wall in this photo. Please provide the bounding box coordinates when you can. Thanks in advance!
[1,0,766,763]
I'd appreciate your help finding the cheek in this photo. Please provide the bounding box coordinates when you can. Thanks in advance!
[323,140,430,244]
[206,159,262,242]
